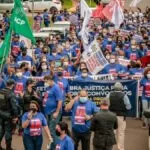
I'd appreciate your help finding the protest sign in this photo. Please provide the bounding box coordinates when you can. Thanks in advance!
[17,60,31,68]
[83,40,109,75]
[35,78,138,117]
[118,58,130,66]
[68,80,138,117]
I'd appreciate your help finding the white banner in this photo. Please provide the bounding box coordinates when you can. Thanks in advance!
[82,40,100,58]
[83,41,109,75]
[66,74,114,80]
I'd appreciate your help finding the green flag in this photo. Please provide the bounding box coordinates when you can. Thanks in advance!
[11,0,35,44]
[0,27,12,64]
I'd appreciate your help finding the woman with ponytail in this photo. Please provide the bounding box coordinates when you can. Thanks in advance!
[55,122,74,150]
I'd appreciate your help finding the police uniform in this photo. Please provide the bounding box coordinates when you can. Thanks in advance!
[0,80,18,150]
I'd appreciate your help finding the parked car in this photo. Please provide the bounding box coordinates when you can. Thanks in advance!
[0,0,62,13]
[23,0,62,12]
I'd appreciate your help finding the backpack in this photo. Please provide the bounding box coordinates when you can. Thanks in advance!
[0,89,9,110]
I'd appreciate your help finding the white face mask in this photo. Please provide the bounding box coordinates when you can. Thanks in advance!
[40,44,43,49]
[110,59,115,64]
[52,53,57,56]
[82,73,88,77]
[44,82,49,87]
[63,62,68,66]
[42,58,47,62]
[42,65,47,70]
[106,55,110,60]
[131,46,136,50]
[147,74,150,79]
[118,56,124,59]
[115,48,120,51]
[16,72,22,77]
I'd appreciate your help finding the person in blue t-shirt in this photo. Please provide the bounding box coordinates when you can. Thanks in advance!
[20,62,32,77]
[125,40,142,61]
[16,47,34,67]
[48,48,62,62]
[22,101,52,150]
[43,9,50,27]
[140,68,150,128]
[65,89,99,150]
[36,61,50,77]
[55,122,74,150]
[11,34,24,58]
[75,68,93,81]
[101,54,128,79]
[43,75,63,150]
[14,68,27,97]
[54,66,72,116]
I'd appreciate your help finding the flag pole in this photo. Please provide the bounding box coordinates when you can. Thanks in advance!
[0,28,12,73]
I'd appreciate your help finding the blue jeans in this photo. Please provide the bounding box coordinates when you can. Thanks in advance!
[47,112,61,150]
[23,134,43,150]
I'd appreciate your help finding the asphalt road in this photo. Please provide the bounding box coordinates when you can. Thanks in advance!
[1,118,149,150]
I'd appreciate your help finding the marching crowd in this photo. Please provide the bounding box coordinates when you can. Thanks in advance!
[0,2,150,150]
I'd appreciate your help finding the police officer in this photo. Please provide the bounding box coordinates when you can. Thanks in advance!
[91,98,118,150]
[0,79,18,150]
[106,82,132,150]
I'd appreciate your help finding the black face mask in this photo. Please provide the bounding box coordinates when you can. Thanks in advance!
[55,130,61,136]
[22,52,27,56]
[25,68,28,72]
[57,72,63,77]
[30,108,37,113]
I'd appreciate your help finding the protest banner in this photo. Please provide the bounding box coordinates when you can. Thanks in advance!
[83,40,109,75]
[35,78,138,117]
[118,58,130,66]
[68,80,138,117]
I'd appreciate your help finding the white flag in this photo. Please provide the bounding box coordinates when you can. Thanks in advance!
[130,0,142,7]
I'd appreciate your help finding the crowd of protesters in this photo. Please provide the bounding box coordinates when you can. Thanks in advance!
[0,2,150,150]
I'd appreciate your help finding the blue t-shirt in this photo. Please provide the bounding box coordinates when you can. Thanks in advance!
[22,112,47,136]
[54,77,70,104]
[101,63,127,77]
[43,83,63,115]
[140,77,150,101]
[16,55,34,66]
[75,76,93,81]
[125,48,141,60]
[71,100,99,133]
[56,135,74,150]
